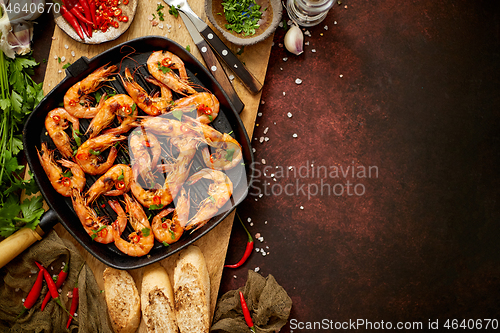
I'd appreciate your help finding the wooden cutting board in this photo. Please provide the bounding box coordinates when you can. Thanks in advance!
[42,0,272,330]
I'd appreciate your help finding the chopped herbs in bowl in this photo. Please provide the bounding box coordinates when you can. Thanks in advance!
[206,0,282,46]
[221,0,263,36]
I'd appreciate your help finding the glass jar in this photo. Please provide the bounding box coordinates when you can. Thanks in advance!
[286,0,335,27]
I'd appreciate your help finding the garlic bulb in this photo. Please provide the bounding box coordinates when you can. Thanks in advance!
[284,24,304,55]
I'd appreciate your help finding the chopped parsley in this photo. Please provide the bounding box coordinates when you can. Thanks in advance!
[168,5,180,18]
[225,148,235,161]
[149,204,164,210]
[162,241,170,247]
[62,63,71,69]
[91,226,107,240]
[220,0,263,36]
[157,61,171,74]
[157,4,165,21]
[185,45,191,52]
[141,228,151,237]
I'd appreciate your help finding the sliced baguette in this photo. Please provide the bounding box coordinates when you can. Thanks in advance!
[174,245,211,333]
[141,263,179,333]
[103,267,141,333]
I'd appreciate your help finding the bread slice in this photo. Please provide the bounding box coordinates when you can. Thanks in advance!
[103,267,141,333]
[173,245,211,333]
[141,263,179,333]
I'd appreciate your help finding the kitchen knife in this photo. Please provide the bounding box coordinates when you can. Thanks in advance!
[180,11,245,113]
[163,0,263,93]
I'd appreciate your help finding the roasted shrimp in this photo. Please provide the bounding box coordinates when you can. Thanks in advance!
[86,94,137,138]
[147,51,196,95]
[75,133,127,175]
[121,67,173,116]
[85,164,133,204]
[111,194,154,257]
[45,108,80,160]
[64,64,117,118]
[37,142,86,197]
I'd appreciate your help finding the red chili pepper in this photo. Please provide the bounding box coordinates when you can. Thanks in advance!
[52,115,61,122]
[121,15,129,23]
[35,262,69,315]
[239,291,255,332]
[61,177,72,187]
[41,261,69,311]
[79,0,93,37]
[61,6,85,40]
[16,264,44,319]
[66,263,84,328]
[153,195,161,205]
[123,0,128,4]
[225,213,254,268]
[88,0,96,26]
[69,6,94,25]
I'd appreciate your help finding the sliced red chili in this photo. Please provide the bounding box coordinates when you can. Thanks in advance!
[131,234,140,243]
[98,228,108,238]
[111,21,119,28]
[123,0,129,4]
[142,140,151,147]
[69,100,77,106]
[121,15,129,22]
[61,177,71,187]
[114,8,121,16]
[161,222,169,229]
[52,115,61,122]
[153,195,161,205]
[161,58,172,68]
[116,181,125,189]
[76,152,89,160]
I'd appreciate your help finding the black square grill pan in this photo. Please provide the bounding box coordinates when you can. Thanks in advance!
[17,36,254,270]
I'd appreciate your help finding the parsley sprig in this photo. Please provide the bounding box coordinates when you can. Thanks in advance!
[0,52,44,238]
[221,0,263,36]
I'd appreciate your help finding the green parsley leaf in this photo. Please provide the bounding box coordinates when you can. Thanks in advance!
[172,109,183,122]
[162,241,170,247]
[168,5,179,18]
[89,149,101,155]
[62,63,71,69]
[141,228,151,237]
[149,204,164,210]
[225,148,235,161]
[117,169,125,181]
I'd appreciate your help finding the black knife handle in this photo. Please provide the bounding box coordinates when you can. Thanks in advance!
[196,39,245,113]
[199,26,263,94]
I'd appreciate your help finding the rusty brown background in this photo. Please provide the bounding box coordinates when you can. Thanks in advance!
[220,0,500,331]
[32,0,500,331]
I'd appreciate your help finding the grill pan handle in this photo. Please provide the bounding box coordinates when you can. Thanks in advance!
[0,209,59,269]
[65,56,90,78]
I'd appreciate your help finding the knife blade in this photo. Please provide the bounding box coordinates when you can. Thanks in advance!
[180,11,245,113]
[164,0,263,94]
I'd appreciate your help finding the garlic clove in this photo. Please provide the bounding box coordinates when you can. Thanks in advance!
[284,24,304,55]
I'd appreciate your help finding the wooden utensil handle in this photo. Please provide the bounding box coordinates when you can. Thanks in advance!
[0,227,44,269]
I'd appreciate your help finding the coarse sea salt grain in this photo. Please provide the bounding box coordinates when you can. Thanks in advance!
[283,57,288,62]
[64,44,69,49]
[304,30,311,37]
[233,275,237,279]
[324,25,329,30]
[259,137,264,143]
[293,133,298,138]
[312,49,316,53]
[265,137,269,142]
[287,112,292,118]
[262,159,266,164]
[300,206,304,210]
[257,112,262,117]
[263,127,269,134]
[247,217,252,222]
[71,51,76,57]
[252,148,256,153]
[254,267,260,272]
[283,91,286,96]
[61,56,66,62]
[295,78,303,84]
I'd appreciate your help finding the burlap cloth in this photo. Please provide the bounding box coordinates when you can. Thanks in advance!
[211,270,292,333]
[0,230,112,333]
